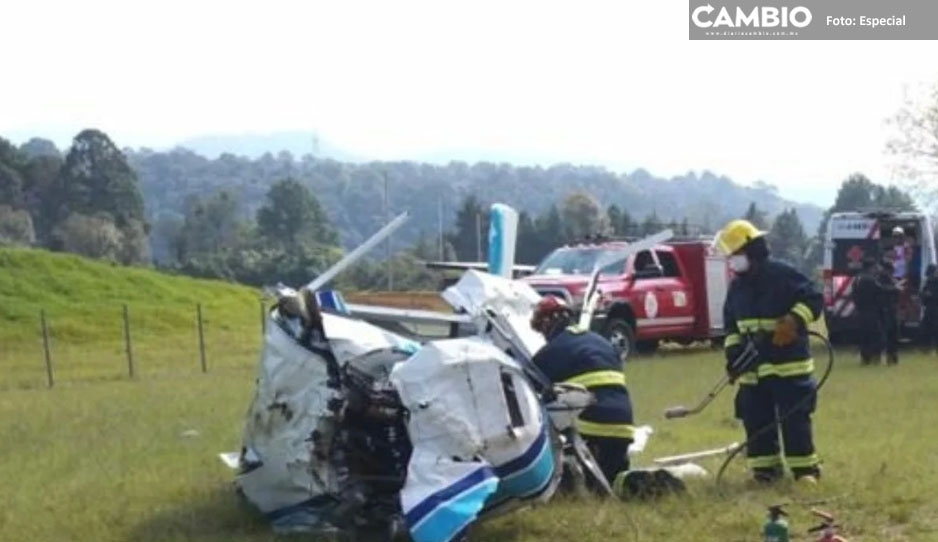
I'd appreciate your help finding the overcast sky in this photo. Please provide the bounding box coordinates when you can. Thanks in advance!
[2,0,936,207]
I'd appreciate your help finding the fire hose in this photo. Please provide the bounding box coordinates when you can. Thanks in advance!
[714,330,835,487]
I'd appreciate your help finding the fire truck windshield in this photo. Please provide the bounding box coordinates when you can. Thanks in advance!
[534,247,628,276]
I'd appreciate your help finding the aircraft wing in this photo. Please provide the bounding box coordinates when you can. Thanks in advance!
[345,303,476,340]
[346,303,473,325]
[423,261,537,275]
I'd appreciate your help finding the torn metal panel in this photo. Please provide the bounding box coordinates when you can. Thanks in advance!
[237,316,342,519]
[442,270,545,360]
[320,312,421,364]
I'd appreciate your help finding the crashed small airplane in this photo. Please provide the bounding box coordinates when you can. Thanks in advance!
[221,204,693,540]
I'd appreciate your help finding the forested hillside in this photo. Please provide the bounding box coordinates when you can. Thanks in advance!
[127,148,825,259]
[7,130,915,289]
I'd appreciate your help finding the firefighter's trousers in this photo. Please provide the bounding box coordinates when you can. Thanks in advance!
[585,436,632,484]
[735,375,820,480]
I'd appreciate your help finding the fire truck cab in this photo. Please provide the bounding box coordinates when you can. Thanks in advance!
[823,211,937,344]
[522,239,731,357]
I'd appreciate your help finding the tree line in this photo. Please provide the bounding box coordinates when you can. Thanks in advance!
[446,192,809,275]
[123,145,825,262]
[0,130,148,264]
[0,131,441,290]
[0,130,919,290]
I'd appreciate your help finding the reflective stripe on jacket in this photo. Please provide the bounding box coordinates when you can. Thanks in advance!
[723,259,823,383]
[533,326,634,438]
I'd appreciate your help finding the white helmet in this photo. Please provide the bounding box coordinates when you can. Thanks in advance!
[892,226,905,236]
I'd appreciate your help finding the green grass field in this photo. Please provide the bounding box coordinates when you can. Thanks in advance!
[3,347,937,541]
[2,248,937,541]
[0,248,263,389]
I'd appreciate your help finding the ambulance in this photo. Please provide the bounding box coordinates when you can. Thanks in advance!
[823,211,937,343]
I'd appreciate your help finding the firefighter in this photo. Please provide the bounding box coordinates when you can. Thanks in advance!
[878,259,902,365]
[920,264,938,353]
[852,257,885,365]
[530,296,634,484]
[713,219,823,484]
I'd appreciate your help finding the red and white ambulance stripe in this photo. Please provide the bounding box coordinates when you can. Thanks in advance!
[832,276,856,318]
[830,220,878,319]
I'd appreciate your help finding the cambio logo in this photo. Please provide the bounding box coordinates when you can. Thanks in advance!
[692,4,812,28]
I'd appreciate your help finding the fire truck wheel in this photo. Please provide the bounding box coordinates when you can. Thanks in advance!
[604,318,636,361]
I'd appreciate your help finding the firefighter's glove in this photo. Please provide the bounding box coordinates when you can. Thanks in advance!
[726,341,759,383]
[724,345,744,382]
[772,314,800,347]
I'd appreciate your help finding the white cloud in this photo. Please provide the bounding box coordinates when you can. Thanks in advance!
[1,0,936,206]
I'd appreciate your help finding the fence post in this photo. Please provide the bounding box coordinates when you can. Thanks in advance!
[260,298,267,335]
[197,303,207,373]
[123,304,135,379]
[40,309,54,388]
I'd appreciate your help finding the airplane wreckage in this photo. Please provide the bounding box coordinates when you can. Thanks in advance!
[220,205,719,541]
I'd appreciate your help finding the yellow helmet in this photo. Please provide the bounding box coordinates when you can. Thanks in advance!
[713,219,766,255]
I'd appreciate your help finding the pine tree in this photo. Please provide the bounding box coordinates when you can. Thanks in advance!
[256,178,337,249]
[619,208,634,238]
[679,218,691,237]
[768,209,809,272]
[641,211,661,236]
[445,195,487,261]
[537,204,565,247]
[516,211,542,264]
[743,202,769,230]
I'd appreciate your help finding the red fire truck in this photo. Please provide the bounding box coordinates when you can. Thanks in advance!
[522,239,731,357]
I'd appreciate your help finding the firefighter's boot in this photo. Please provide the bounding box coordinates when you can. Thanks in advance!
[752,466,784,484]
[794,465,821,487]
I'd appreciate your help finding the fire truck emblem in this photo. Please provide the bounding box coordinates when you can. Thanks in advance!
[644,291,659,319]
[672,291,687,308]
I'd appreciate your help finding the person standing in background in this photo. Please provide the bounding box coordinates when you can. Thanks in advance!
[853,257,885,365]
[879,259,902,366]
[919,264,938,353]
[891,227,912,282]
[891,227,919,321]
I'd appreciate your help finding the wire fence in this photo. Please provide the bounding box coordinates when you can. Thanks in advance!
[0,300,267,391]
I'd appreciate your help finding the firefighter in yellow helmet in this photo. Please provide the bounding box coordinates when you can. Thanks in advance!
[714,219,823,484]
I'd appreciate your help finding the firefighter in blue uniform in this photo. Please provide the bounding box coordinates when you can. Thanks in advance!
[530,296,634,483]
[714,219,823,484]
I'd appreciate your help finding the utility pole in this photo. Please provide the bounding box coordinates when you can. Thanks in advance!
[476,211,483,262]
[384,171,393,291]
[438,195,444,260]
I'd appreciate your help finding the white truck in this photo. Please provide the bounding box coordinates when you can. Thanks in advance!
[823,211,937,344]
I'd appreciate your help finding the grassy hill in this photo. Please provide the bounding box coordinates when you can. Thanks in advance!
[0,248,262,388]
